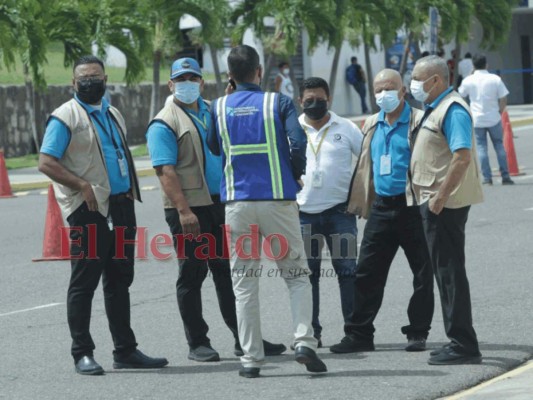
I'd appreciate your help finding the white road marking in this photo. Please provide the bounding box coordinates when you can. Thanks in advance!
[16,191,30,196]
[0,302,63,317]
[141,186,156,191]
[525,207,533,211]
[40,190,48,195]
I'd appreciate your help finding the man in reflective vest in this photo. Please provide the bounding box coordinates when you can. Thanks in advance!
[207,45,327,378]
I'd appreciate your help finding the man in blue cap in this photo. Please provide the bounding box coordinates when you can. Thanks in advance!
[146,57,286,362]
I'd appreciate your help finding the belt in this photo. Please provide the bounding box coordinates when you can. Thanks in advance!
[374,193,407,208]
[109,191,132,204]
[211,194,221,204]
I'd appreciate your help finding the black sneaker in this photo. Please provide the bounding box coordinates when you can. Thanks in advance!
[428,347,482,365]
[239,367,260,378]
[502,178,515,185]
[330,335,374,354]
[234,340,286,357]
[113,349,168,369]
[405,336,426,352]
[188,345,220,362]
[430,343,452,356]
[482,179,493,185]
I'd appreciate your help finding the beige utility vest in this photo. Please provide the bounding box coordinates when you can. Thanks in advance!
[151,101,213,209]
[50,99,140,218]
[407,91,483,208]
[348,106,423,219]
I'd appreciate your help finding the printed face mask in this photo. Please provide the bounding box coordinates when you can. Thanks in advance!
[376,90,400,113]
[410,76,436,103]
[303,98,328,120]
[76,78,106,104]
[174,80,201,104]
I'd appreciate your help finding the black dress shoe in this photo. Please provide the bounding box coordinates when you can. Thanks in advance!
[294,346,327,373]
[234,340,286,357]
[405,336,427,352]
[239,367,260,378]
[430,343,453,356]
[75,356,104,375]
[113,349,168,369]
[428,347,482,365]
[330,335,374,353]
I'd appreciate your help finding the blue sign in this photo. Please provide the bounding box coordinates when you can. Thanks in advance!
[429,7,439,55]
[385,36,418,72]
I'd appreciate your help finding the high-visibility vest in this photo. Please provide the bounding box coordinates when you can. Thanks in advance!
[213,91,299,202]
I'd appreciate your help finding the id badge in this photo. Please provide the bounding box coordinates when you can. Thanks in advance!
[118,157,128,178]
[380,154,392,176]
[312,170,323,188]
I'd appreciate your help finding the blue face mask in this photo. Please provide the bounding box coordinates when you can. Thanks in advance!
[376,90,400,113]
[174,81,201,104]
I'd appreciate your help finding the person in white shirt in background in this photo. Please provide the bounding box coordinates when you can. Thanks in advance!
[458,53,474,83]
[458,54,514,185]
[297,77,363,348]
[274,61,294,99]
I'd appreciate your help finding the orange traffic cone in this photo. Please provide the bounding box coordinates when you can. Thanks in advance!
[33,184,71,261]
[501,111,524,176]
[0,150,15,198]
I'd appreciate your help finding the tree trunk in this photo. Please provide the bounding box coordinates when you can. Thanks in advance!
[150,50,162,120]
[328,46,342,100]
[452,39,462,90]
[209,46,224,97]
[261,52,275,91]
[23,64,39,153]
[363,27,377,113]
[399,31,413,78]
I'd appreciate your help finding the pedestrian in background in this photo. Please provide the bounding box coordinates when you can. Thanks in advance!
[458,54,514,185]
[39,55,168,375]
[409,55,484,365]
[297,77,363,349]
[274,61,294,99]
[330,69,434,355]
[346,56,369,114]
[208,45,327,378]
[146,57,285,363]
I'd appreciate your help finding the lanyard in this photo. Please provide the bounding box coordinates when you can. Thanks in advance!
[304,126,330,158]
[188,112,208,131]
[92,111,124,160]
[384,128,395,155]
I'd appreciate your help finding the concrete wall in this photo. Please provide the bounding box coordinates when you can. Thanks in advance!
[0,83,218,157]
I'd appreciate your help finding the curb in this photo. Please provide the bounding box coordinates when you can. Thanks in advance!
[511,117,533,128]
[10,168,155,193]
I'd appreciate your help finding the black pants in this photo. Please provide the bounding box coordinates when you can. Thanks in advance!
[66,198,137,361]
[344,195,434,341]
[419,203,480,354]
[165,201,238,349]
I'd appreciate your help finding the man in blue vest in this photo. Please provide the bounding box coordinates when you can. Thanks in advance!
[146,58,286,362]
[207,45,327,378]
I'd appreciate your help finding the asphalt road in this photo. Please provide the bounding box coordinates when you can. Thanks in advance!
[1,125,532,400]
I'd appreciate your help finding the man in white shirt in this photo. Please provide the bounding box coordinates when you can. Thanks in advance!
[297,77,363,347]
[457,53,474,85]
[458,54,514,185]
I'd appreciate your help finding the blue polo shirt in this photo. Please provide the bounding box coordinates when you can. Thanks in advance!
[40,96,131,195]
[371,102,412,196]
[146,97,222,195]
[427,87,472,152]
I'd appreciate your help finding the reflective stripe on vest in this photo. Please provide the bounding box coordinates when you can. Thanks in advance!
[216,92,284,200]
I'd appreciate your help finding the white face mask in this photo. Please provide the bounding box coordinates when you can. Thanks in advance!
[410,76,436,103]
[375,90,400,113]
[174,81,201,104]
[282,68,290,76]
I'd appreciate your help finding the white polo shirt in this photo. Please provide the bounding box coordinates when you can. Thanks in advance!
[458,70,509,128]
[458,58,473,78]
[297,111,363,214]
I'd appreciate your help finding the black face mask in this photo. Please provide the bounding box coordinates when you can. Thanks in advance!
[303,98,328,120]
[76,78,106,104]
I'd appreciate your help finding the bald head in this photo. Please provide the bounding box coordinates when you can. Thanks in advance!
[374,69,402,89]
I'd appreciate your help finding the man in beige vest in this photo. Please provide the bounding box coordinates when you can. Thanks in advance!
[39,55,168,375]
[409,55,484,365]
[146,58,285,363]
[331,69,434,354]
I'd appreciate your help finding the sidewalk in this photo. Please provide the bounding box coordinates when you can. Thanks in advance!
[5,104,533,192]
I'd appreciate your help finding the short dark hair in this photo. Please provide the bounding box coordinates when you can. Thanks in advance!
[351,57,357,63]
[73,55,105,73]
[465,52,472,58]
[228,45,259,83]
[278,62,289,69]
[473,54,487,70]
[300,77,330,97]
[421,51,430,58]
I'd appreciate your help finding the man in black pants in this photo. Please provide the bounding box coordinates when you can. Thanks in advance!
[39,55,168,375]
[330,69,434,354]
[146,58,285,361]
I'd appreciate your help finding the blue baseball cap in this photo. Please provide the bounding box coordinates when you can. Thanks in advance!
[170,57,202,79]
